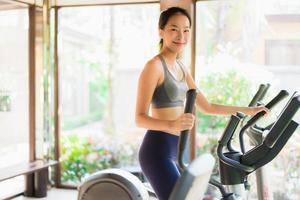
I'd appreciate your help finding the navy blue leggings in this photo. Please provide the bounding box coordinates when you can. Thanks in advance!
[138,130,181,200]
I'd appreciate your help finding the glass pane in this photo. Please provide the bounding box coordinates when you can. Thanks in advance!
[196,1,300,199]
[58,4,159,185]
[0,9,29,198]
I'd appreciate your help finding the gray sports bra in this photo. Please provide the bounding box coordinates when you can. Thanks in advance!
[151,55,189,108]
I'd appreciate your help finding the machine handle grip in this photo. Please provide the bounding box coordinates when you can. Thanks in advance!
[218,113,245,146]
[265,90,289,108]
[177,89,197,171]
[248,84,270,107]
[247,90,289,126]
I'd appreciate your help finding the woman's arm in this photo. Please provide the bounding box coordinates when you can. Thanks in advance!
[185,71,269,116]
[135,59,173,130]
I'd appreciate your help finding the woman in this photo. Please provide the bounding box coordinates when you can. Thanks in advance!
[135,7,269,200]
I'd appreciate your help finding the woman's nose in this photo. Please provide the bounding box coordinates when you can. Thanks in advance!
[177,31,184,40]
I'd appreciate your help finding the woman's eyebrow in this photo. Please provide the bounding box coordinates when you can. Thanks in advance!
[169,24,190,29]
[169,24,179,28]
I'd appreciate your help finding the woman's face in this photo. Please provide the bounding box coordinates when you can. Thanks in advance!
[160,13,191,53]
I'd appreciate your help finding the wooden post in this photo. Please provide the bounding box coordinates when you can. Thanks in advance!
[29,5,36,163]
[160,0,194,12]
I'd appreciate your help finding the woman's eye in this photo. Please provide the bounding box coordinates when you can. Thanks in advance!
[184,29,190,33]
[171,28,177,31]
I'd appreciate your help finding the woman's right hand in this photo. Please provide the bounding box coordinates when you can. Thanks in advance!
[170,113,195,132]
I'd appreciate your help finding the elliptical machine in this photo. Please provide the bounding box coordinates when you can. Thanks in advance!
[77,89,215,200]
[210,89,300,200]
[77,87,299,200]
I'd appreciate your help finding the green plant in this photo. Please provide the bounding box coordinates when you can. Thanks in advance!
[61,134,117,184]
[60,133,140,184]
[85,58,109,113]
[0,93,11,112]
[61,55,109,131]
[61,111,102,130]
[197,70,252,134]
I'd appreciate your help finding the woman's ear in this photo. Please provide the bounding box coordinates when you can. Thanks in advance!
[159,29,164,39]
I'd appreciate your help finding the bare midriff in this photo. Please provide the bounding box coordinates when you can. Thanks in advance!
[151,106,184,136]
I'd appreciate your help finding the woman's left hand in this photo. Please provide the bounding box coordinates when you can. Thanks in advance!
[250,106,270,116]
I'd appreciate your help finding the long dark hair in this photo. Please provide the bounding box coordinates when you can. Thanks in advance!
[158,7,192,51]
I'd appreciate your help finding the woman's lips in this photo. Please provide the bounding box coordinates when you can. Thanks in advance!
[173,41,186,45]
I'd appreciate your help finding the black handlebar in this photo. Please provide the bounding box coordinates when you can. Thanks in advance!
[248,83,270,107]
[258,83,271,102]
[217,85,299,179]
[248,90,288,126]
[239,90,289,153]
[177,89,197,170]
[218,92,298,173]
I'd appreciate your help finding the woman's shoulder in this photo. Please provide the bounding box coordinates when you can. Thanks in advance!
[138,55,163,84]
[143,55,164,74]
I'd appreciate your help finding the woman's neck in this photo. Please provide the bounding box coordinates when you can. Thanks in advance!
[159,51,178,67]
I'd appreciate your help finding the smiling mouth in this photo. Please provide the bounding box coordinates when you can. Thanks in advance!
[173,42,186,45]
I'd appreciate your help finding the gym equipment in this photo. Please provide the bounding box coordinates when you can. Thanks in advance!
[245,83,271,200]
[211,90,299,200]
[78,89,215,200]
[77,168,150,200]
[78,87,299,200]
[245,90,298,200]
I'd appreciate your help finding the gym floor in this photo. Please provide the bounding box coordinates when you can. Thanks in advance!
[12,188,77,200]
[12,188,158,200]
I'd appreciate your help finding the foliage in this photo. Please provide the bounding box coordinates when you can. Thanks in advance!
[197,69,252,133]
[84,59,109,113]
[60,133,139,184]
[0,93,11,112]
[61,52,109,131]
[61,111,102,130]
[61,134,115,184]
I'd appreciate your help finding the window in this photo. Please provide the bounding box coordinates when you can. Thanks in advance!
[57,3,159,185]
[266,40,300,66]
[0,9,29,198]
[196,1,300,199]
